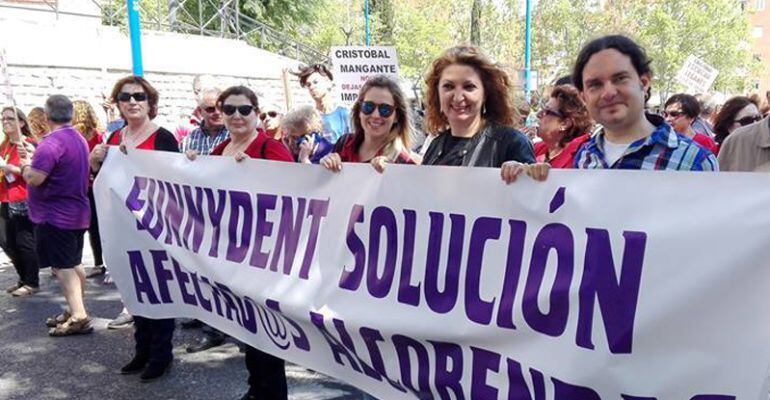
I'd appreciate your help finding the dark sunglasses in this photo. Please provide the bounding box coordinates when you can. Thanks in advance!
[663,110,685,119]
[221,104,255,117]
[735,115,762,127]
[259,111,278,121]
[361,101,395,118]
[202,106,217,114]
[117,92,148,102]
[537,108,563,118]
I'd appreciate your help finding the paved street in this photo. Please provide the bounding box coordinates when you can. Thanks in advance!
[0,240,368,400]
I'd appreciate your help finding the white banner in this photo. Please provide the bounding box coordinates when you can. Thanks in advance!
[676,55,719,94]
[331,46,399,106]
[95,148,770,400]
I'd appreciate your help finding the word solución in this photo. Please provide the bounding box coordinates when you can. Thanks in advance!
[339,203,647,355]
[124,176,329,280]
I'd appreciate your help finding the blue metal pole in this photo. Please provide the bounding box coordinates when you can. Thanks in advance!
[127,0,144,76]
[365,0,370,46]
[524,0,532,101]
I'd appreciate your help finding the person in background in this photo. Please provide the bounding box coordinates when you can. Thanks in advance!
[175,74,217,141]
[186,85,293,400]
[321,75,418,172]
[27,107,49,140]
[693,93,716,137]
[70,101,107,280]
[18,95,92,336]
[420,45,535,169]
[90,76,178,381]
[181,87,228,157]
[282,105,333,164]
[712,96,762,153]
[294,64,350,143]
[663,93,717,154]
[0,107,40,297]
[718,109,770,171]
[259,102,284,141]
[533,84,593,168]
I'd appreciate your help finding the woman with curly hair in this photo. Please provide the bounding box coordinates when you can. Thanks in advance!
[71,100,106,278]
[533,84,593,168]
[26,107,48,140]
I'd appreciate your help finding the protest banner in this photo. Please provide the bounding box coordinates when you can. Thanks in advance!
[331,46,399,106]
[94,149,770,399]
[676,55,719,94]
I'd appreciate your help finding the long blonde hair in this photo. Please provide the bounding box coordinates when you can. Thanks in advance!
[72,100,101,138]
[350,75,413,161]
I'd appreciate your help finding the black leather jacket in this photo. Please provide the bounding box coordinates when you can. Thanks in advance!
[422,122,535,167]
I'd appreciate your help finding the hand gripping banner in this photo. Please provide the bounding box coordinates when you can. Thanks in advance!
[94,148,770,399]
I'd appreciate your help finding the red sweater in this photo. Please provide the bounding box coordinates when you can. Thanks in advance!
[0,138,36,202]
[210,130,293,162]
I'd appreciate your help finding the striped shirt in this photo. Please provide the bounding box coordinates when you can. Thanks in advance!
[574,114,718,171]
[181,123,228,156]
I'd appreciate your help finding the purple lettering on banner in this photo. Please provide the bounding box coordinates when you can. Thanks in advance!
[182,185,206,252]
[240,296,259,334]
[309,311,363,372]
[470,346,500,400]
[552,378,600,399]
[190,272,213,312]
[249,193,276,269]
[265,299,310,351]
[171,258,197,306]
[497,220,527,330]
[689,396,736,400]
[150,250,174,304]
[148,178,168,240]
[214,283,243,325]
[204,188,227,258]
[339,204,366,290]
[430,341,465,400]
[331,318,381,380]
[523,223,574,337]
[360,327,406,392]
[140,179,162,239]
[367,206,398,298]
[201,276,225,318]
[465,217,502,325]
[298,198,329,280]
[506,358,540,400]
[392,334,432,399]
[269,196,306,274]
[398,209,420,306]
[425,213,465,314]
[577,229,646,354]
[621,396,657,400]
[127,250,159,304]
[226,190,254,263]
[162,182,184,246]
[124,176,148,230]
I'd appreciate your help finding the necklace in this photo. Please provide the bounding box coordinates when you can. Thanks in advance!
[120,123,154,148]
[222,133,256,156]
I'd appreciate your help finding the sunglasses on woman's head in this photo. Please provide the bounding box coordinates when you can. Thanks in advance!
[117,92,148,102]
[361,101,395,118]
[221,105,255,116]
[259,111,278,121]
[735,115,762,127]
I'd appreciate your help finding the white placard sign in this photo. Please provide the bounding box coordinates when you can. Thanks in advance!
[331,46,399,106]
[676,55,719,93]
[95,149,770,400]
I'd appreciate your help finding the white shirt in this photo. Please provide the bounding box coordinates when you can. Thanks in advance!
[603,139,629,166]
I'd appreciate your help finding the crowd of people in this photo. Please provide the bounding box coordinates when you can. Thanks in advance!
[1,33,769,399]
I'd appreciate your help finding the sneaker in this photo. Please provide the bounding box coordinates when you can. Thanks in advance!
[5,282,22,293]
[11,285,39,297]
[86,266,106,279]
[107,312,133,329]
[186,335,226,353]
[102,272,114,285]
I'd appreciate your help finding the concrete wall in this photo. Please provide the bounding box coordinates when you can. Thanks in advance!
[0,3,315,129]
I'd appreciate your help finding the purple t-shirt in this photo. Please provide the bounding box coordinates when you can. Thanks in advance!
[28,126,90,230]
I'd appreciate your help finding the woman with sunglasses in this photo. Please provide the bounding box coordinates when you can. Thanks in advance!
[533,85,593,168]
[418,46,542,182]
[320,75,417,173]
[89,76,179,382]
[198,86,293,400]
[712,96,762,153]
[0,107,40,297]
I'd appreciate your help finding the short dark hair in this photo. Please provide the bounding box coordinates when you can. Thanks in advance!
[110,75,160,119]
[554,75,573,86]
[217,86,259,112]
[0,106,31,137]
[45,94,74,123]
[664,93,700,119]
[572,35,653,91]
[712,96,757,144]
[294,64,333,87]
